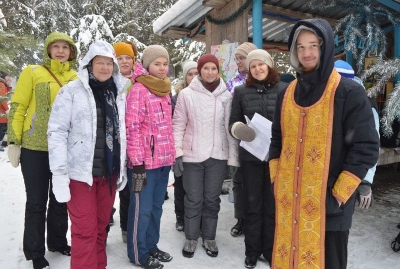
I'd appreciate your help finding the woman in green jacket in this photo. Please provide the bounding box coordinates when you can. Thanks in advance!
[7,32,77,269]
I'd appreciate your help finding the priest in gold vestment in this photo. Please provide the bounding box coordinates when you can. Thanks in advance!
[268,19,379,269]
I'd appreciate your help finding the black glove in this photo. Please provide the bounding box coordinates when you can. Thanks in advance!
[227,165,237,178]
[131,165,147,192]
[173,157,184,177]
[356,181,373,209]
[391,232,400,252]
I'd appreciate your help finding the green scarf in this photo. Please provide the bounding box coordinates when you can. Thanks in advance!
[136,74,171,97]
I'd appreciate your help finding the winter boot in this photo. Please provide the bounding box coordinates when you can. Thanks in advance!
[391,232,400,252]
[48,245,71,256]
[202,239,218,257]
[122,230,127,243]
[175,215,184,232]
[182,239,198,258]
[230,219,243,237]
[150,249,173,262]
[245,256,258,268]
[141,256,164,269]
[109,207,116,226]
[32,257,49,269]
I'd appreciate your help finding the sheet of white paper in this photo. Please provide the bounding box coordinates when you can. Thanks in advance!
[239,113,272,161]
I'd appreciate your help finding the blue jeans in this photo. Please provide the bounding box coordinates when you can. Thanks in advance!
[126,166,170,265]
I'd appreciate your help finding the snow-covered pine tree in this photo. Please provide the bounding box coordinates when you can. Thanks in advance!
[0,7,7,30]
[0,1,40,73]
[71,14,114,57]
[113,33,146,59]
[173,39,205,66]
[3,0,202,79]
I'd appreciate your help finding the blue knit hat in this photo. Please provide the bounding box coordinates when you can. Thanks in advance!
[334,60,354,79]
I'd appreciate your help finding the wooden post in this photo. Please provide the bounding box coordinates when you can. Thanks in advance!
[205,0,249,53]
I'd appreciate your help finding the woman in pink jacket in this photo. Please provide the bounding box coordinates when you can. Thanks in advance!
[125,45,175,269]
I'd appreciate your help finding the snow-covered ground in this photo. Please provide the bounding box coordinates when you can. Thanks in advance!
[0,150,399,268]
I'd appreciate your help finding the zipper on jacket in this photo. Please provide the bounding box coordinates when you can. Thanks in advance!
[160,103,164,119]
[150,135,155,158]
[213,96,217,147]
[71,140,82,148]
[48,84,52,112]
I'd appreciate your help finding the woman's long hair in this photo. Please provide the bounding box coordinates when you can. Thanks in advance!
[245,66,280,86]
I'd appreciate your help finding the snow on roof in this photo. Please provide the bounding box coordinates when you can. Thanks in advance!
[153,0,212,35]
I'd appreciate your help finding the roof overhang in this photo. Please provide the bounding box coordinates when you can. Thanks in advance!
[153,0,395,51]
[153,0,212,41]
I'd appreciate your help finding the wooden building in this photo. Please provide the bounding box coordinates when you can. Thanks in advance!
[153,0,400,166]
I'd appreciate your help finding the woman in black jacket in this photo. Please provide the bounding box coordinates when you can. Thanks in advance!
[229,49,288,268]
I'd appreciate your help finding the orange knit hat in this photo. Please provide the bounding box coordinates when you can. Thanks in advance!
[113,42,135,59]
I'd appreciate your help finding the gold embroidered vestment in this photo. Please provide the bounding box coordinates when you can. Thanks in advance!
[271,70,341,269]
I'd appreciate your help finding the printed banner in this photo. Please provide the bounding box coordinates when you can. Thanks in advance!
[211,42,239,82]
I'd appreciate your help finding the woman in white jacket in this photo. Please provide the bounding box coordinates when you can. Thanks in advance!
[47,40,128,269]
[172,54,239,259]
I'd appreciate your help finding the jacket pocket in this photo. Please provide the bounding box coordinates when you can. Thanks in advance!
[183,133,193,151]
[326,186,344,216]
[69,138,84,149]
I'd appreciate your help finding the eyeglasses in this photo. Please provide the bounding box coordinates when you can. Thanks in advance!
[234,56,246,63]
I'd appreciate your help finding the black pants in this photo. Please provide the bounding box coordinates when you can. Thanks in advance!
[241,160,275,260]
[20,148,68,260]
[325,230,349,269]
[232,167,245,220]
[119,183,130,231]
[0,123,7,141]
[174,174,185,218]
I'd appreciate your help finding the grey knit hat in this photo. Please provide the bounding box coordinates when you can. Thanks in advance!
[141,45,169,69]
[236,42,258,58]
[245,49,274,70]
[289,25,323,73]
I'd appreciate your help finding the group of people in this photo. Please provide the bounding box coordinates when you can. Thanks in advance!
[5,33,176,269]
[4,17,380,269]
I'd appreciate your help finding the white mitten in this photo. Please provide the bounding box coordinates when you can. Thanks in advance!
[231,122,256,142]
[52,174,71,203]
[7,144,21,168]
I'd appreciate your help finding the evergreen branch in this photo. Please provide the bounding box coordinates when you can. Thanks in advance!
[362,59,400,98]
[381,84,400,137]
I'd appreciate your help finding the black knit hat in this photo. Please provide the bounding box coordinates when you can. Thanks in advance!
[0,71,8,79]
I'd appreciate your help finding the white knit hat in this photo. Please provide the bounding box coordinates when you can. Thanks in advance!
[182,60,197,81]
